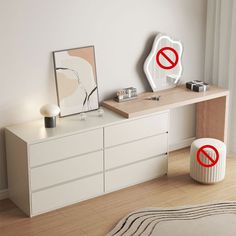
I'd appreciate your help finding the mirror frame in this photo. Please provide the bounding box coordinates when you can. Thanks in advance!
[144,34,183,92]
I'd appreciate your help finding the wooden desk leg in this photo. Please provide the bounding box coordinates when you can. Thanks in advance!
[196,95,229,143]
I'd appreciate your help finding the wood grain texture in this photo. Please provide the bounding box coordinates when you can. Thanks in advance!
[196,95,229,143]
[1,148,236,236]
[102,85,229,118]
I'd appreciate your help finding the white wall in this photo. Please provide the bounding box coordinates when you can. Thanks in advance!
[0,0,207,191]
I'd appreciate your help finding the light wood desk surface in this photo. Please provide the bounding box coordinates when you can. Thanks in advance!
[102,85,229,118]
[102,85,229,142]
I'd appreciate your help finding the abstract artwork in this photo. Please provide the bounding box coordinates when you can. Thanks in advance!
[53,46,99,117]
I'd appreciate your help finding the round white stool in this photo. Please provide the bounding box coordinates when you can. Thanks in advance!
[190,138,226,184]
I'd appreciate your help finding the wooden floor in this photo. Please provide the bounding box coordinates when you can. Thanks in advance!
[1,148,236,236]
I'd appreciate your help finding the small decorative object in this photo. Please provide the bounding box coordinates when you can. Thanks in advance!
[144,33,183,91]
[97,107,104,117]
[145,95,161,101]
[79,112,87,121]
[53,46,99,117]
[40,104,60,128]
[186,80,209,92]
[114,87,137,102]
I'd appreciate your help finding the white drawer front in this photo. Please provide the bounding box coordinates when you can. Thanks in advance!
[104,112,169,147]
[31,151,103,191]
[105,155,168,192]
[29,129,103,167]
[32,174,103,216]
[105,133,168,169]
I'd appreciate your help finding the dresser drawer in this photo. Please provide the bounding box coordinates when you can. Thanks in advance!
[29,129,103,167]
[105,133,168,169]
[105,155,168,192]
[104,112,169,147]
[31,151,103,191]
[31,174,103,216]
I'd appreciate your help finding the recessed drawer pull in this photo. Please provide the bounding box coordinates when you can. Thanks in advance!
[31,151,103,191]
[104,112,169,147]
[29,129,103,167]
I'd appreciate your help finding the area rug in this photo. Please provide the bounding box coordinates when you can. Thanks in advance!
[106,202,236,236]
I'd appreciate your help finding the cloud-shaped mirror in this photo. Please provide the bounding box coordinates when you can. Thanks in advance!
[144,34,183,91]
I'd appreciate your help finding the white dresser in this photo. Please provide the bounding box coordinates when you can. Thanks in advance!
[5,108,169,217]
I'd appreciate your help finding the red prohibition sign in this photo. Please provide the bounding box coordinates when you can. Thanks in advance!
[156,47,179,70]
[196,145,219,168]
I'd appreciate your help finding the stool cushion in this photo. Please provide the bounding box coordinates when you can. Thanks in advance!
[190,138,226,184]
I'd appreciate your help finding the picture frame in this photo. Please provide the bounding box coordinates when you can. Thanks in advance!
[53,46,99,117]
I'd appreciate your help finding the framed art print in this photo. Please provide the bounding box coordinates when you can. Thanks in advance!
[53,46,99,117]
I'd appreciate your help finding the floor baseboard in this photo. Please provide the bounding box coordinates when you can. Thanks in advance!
[169,137,195,152]
[0,189,8,200]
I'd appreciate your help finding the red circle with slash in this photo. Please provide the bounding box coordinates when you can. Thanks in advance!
[156,47,179,70]
[196,145,219,168]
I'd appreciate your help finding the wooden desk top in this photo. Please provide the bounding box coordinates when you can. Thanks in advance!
[102,85,229,118]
